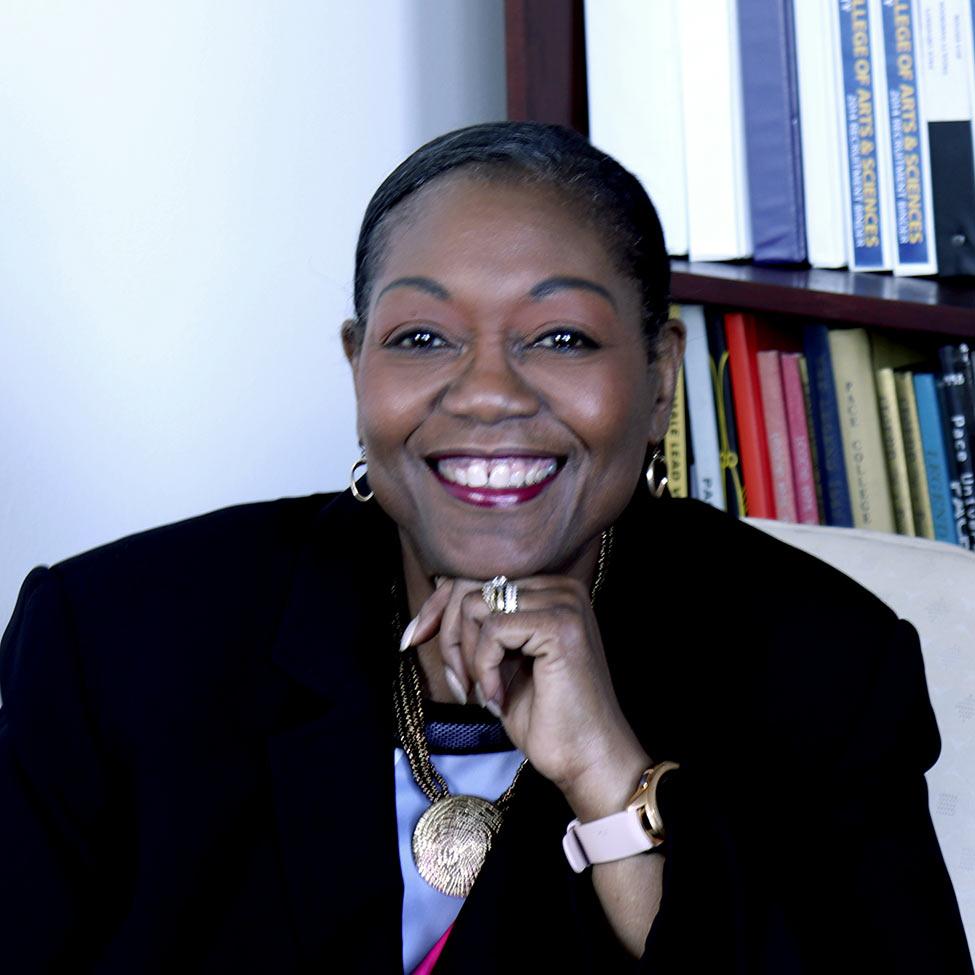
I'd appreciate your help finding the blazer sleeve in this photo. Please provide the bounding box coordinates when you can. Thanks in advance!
[807,616,973,973]
[638,612,972,974]
[747,614,972,974]
[0,566,116,969]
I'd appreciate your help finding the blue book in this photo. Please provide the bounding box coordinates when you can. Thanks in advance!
[913,372,960,545]
[836,0,894,270]
[878,0,937,274]
[802,324,854,527]
[737,0,806,263]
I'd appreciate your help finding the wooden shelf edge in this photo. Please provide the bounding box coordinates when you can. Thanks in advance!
[671,261,975,337]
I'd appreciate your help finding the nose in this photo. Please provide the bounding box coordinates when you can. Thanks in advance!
[439,338,542,423]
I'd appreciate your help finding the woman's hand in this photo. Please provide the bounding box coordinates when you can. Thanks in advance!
[403,576,651,817]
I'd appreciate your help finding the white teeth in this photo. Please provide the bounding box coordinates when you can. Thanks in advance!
[488,463,510,488]
[467,461,488,488]
[437,456,559,490]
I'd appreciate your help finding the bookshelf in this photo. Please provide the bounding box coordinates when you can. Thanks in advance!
[503,0,975,338]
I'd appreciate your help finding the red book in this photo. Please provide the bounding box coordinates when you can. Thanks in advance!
[757,350,797,522]
[781,353,821,525]
[724,312,776,518]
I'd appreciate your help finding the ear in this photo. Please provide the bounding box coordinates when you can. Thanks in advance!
[646,317,687,446]
[341,319,362,371]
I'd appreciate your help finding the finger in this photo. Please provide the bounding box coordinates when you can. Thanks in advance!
[472,609,576,709]
[400,577,453,650]
[433,579,485,698]
[457,582,585,703]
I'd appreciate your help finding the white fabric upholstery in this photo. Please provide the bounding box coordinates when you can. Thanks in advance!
[745,518,975,952]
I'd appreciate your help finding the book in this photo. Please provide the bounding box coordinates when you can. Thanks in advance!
[938,344,975,547]
[802,324,854,527]
[798,355,828,521]
[706,307,747,517]
[914,371,960,543]
[665,363,690,498]
[792,0,850,267]
[781,352,821,524]
[584,0,689,256]
[725,312,776,517]
[757,350,798,521]
[878,0,938,274]
[677,0,752,260]
[835,0,897,270]
[737,0,806,263]
[916,0,975,276]
[681,305,726,510]
[827,328,896,532]
[895,369,936,538]
[876,366,917,534]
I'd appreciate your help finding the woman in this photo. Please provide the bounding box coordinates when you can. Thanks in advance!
[0,122,970,973]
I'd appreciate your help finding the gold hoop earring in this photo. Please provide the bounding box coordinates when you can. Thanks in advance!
[350,449,373,503]
[645,447,669,499]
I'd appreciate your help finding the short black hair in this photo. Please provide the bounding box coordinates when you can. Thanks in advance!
[349,121,670,353]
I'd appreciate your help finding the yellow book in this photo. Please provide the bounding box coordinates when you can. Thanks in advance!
[827,329,895,532]
[895,370,936,539]
[665,364,688,498]
[876,367,916,535]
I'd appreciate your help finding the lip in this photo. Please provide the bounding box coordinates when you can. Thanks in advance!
[426,452,564,509]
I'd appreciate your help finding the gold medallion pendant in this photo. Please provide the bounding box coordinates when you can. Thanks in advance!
[412,794,504,897]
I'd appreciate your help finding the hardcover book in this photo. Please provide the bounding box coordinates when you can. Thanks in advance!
[827,327,896,532]
[938,344,975,548]
[706,307,746,517]
[725,312,776,518]
[876,366,917,534]
[757,350,798,521]
[782,352,821,524]
[665,364,690,499]
[914,371,960,544]
[895,369,936,539]
[682,305,726,510]
[802,324,854,527]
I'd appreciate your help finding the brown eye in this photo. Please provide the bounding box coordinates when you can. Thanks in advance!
[533,329,598,352]
[389,329,448,351]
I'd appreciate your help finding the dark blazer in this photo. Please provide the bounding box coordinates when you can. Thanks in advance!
[0,488,970,973]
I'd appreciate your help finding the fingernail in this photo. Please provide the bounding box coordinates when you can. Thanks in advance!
[444,666,469,705]
[399,616,419,652]
[474,682,503,718]
[434,575,448,588]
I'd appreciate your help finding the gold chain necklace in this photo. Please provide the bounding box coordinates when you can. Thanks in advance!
[392,528,614,898]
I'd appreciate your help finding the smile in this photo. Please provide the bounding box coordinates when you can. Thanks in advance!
[430,455,562,508]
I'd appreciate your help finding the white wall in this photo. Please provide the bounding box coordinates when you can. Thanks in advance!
[0,1,507,626]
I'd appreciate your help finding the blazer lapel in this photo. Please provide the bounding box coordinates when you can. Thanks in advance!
[267,492,405,970]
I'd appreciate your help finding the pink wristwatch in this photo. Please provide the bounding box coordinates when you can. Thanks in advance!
[562,761,679,873]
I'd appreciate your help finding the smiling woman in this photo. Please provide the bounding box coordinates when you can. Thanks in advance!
[1,122,971,974]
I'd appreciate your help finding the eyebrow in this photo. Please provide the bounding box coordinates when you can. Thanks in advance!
[374,274,618,310]
[375,276,450,302]
[529,276,617,310]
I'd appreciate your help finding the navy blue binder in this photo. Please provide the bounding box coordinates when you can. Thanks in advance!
[737,0,807,264]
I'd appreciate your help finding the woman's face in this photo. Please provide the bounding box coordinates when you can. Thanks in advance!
[346,176,682,582]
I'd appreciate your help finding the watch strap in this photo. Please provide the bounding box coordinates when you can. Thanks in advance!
[562,808,661,873]
[562,761,679,873]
